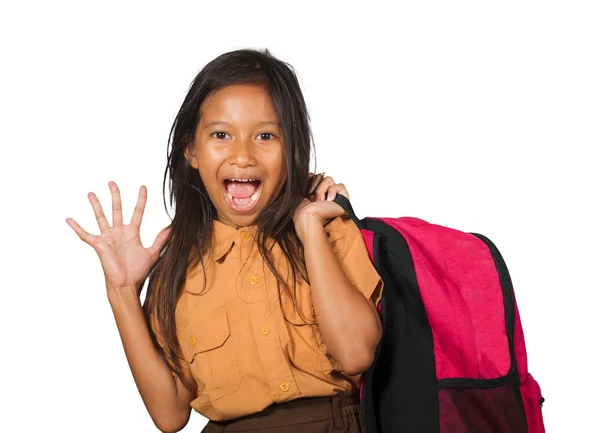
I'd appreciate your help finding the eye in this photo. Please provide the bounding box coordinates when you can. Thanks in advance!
[211,131,229,139]
[257,132,276,140]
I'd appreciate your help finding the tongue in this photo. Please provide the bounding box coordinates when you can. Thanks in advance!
[226,181,258,199]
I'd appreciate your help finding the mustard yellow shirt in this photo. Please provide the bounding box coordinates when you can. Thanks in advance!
[166,215,382,421]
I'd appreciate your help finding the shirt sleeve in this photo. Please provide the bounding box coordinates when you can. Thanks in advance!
[325,215,384,306]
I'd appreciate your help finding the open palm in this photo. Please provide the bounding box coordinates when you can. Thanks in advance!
[66,181,171,293]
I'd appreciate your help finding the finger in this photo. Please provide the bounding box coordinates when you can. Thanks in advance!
[326,183,349,201]
[308,172,326,197]
[87,192,110,232]
[66,217,98,247]
[314,176,335,201]
[305,172,314,194]
[147,226,172,260]
[294,197,311,217]
[109,181,123,226]
[305,172,318,195]
[130,185,147,228]
[316,202,347,220]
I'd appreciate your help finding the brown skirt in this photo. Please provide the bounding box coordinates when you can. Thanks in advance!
[201,391,361,433]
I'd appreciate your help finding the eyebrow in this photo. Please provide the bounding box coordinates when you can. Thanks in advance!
[202,121,281,128]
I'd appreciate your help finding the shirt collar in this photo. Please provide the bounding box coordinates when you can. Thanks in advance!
[211,219,259,261]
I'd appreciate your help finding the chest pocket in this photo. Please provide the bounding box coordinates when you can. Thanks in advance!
[180,305,242,402]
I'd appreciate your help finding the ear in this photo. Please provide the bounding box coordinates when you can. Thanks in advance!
[184,141,198,169]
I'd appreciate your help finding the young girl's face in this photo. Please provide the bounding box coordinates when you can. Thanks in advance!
[187,84,287,227]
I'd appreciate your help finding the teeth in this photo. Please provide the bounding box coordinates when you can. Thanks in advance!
[226,191,259,205]
[228,178,257,182]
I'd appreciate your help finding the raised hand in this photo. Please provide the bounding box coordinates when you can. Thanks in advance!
[294,173,349,243]
[66,181,171,296]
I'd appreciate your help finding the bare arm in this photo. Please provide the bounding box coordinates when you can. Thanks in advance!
[300,218,382,376]
[294,174,382,376]
[66,182,195,432]
[108,288,195,433]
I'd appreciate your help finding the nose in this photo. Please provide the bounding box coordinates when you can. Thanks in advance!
[227,136,257,168]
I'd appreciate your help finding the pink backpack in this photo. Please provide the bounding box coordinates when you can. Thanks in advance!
[332,195,546,433]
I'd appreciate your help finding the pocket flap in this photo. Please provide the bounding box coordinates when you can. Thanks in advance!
[181,306,231,363]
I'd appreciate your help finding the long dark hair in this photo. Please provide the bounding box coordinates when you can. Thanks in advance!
[142,48,314,386]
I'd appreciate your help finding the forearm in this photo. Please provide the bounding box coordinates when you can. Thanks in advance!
[107,289,192,433]
[301,222,382,375]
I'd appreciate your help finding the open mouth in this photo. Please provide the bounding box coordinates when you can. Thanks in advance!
[223,178,263,213]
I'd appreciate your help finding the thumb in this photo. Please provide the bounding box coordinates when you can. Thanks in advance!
[147,226,172,260]
[312,201,347,220]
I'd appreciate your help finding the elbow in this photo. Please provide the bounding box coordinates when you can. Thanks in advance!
[333,315,383,376]
[155,420,185,433]
[153,409,190,433]
[338,349,376,376]
[337,332,381,376]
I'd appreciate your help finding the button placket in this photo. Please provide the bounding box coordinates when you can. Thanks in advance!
[247,299,298,402]
[235,233,264,303]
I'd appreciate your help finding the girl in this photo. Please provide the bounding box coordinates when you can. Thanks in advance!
[66,49,383,433]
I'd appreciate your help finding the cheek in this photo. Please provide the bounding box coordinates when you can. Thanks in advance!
[196,164,221,197]
[267,146,287,182]
[196,148,223,188]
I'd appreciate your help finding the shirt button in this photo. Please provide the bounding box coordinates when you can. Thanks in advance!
[249,275,259,285]
[188,336,196,347]
[260,326,270,335]
[280,382,290,392]
[240,230,249,239]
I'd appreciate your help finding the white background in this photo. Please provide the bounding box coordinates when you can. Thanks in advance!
[1,1,598,432]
